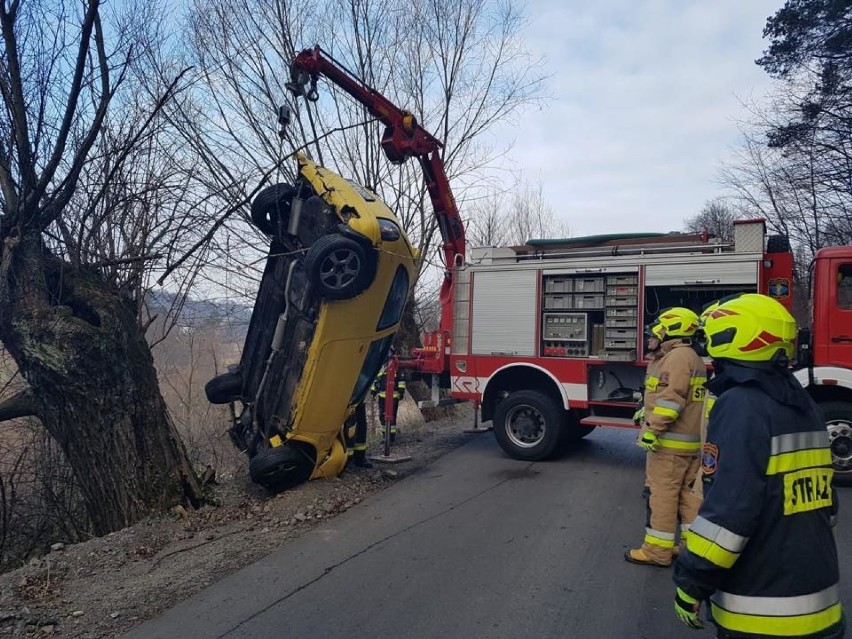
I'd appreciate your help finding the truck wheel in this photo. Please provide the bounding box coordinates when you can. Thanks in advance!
[304,234,370,300]
[251,183,296,236]
[249,444,315,493]
[574,424,596,439]
[822,400,852,485]
[493,390,562,461]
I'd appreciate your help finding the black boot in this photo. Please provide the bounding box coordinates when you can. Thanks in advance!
[352,451,373,468]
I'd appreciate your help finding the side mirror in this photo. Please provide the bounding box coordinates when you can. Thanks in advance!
[796,327,812,367]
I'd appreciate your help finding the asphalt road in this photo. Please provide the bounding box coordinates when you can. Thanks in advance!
[125,427,852,639]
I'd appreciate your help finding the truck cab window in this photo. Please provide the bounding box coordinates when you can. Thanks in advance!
[839,264,852,309]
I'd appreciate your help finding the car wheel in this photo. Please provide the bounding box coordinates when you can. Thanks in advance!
[493,390,562,461]
[304,234,370,300]
[251,183,296,236]
[249,444,315,492]
[205,369,243,404]
[821,400,852,485]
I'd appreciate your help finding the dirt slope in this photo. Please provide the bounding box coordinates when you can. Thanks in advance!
[0,404,483,638]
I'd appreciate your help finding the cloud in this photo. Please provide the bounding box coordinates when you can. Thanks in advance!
[488,0,780,236]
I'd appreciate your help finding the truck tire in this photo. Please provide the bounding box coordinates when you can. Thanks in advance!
[821,400,852,485]
[251,183,296,236]
[493,390,562,461]
[551,411,595,458]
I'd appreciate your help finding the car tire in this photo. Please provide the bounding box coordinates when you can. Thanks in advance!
[249,444,315,492]
[821,400,852,486]
[205,369,243,404]
[493,390,562,461]
[304,234,371,300]
[251,183,296,236]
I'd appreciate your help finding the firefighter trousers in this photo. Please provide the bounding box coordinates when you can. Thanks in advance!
[641,451,702,564]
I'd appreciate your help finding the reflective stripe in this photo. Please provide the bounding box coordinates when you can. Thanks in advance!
[654,398,682,414]
[353,444,367,452]
[687,515,748,568]
[658,431,701,452]
[652,406,680,419]
[687,534,739,568]
[645,533,674,548]
[711,602,842,636]
[657,438,702,452]
[659,432,700,442]
[644,527,675,548]
[689,516,749,553]
[766,449,833,475]
[713,584,839,616]
[771,431,829,455]
[711,586,841,636]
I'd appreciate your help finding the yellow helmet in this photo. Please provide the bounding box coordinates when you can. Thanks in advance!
[645,319,664,340]
[702,293,796,363]
[655,307,699,339]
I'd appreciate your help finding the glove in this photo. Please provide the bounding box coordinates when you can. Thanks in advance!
[674,588,704,630]
[637,430,659,452]
[633,406,645,425]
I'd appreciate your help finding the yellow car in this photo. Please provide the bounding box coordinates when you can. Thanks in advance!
[205,153,419,491]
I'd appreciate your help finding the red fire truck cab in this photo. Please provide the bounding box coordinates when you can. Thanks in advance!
[446,222,852,482]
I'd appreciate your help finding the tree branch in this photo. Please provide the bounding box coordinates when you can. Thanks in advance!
[0,389,40,422]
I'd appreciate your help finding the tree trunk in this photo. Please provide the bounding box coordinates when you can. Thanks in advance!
[0,234,201,536]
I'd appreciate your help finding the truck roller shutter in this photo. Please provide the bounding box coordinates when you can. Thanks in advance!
[471,269,537,357]
[645,261,758,286]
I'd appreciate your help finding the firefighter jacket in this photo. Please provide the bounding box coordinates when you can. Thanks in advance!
[371,370,406,399]
[673,362,843,638]
[642,339,706,456]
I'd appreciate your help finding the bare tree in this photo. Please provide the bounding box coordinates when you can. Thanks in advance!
[466,179,568,248]
[684,197,736,242]
[0,0,205,535]
[180,0,546,323]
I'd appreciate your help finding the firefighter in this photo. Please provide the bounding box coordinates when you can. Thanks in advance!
[673,293,844,638]
[625,307,706,568]
[371,362,407,442]
[633,319,665,427]
[344,401,372,468]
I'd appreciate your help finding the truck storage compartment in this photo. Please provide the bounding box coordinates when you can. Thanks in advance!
[545,277,573,293]
[606,274,638,286]
[544,295,572,310]
[606,307,638,318]
[605,328,636,340]
[606,285,638,297]
[574,277,605,293]
[573,294,604,309]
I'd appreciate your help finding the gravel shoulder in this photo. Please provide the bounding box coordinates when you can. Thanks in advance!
[0,402,482,638]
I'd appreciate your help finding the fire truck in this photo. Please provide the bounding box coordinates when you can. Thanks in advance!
[286,46,852,482]
[442,228,852,483]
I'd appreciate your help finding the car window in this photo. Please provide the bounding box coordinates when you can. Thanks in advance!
[349,335,394,405]
[839,264,852,309]
[377,266,410,331]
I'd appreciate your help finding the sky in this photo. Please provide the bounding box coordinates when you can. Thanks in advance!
[490,0,783,237]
